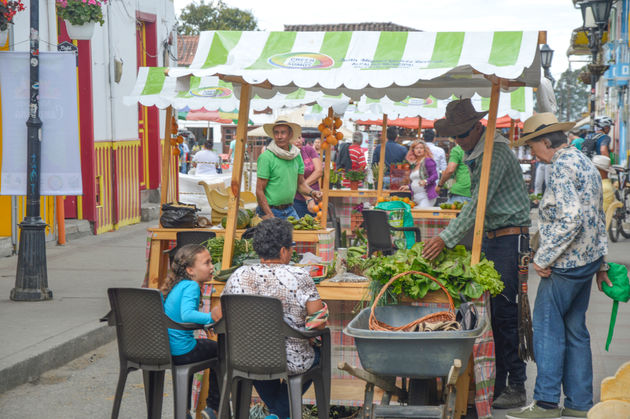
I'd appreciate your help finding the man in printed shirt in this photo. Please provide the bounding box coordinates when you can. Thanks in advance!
[423,99,531,409]
[506,113,607,419]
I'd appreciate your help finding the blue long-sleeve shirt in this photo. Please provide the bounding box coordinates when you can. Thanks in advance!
[163,280,213,356]
[372,140,408,175]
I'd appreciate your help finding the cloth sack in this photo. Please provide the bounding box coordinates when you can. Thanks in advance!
[603,262,630,350]
[375,200,415,249]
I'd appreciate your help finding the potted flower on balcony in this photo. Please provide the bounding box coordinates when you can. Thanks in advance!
[1,1,26,45]
[344,169,366,190]
[56,0,108,40]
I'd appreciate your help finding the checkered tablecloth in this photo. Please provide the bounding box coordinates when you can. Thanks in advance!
[413,218,450,240]
[330,196,375,231]
[294,230,335,262]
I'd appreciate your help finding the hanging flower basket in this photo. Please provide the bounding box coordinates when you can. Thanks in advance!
[64,19,95,40]
[56,0,107,40]
[1,1,26,34]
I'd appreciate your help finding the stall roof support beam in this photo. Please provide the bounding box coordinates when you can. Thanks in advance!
[160,107,173,214]
[471,81,501,265]
[221,83,252,269]
[377,114,388,196]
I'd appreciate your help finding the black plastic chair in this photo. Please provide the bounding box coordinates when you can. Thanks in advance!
[362,209,421,255]
[164,231,216,261]
[216,294,331,419]
[104,287,220,419]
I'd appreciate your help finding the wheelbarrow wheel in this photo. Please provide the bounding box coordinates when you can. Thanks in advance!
[408,378,439,405]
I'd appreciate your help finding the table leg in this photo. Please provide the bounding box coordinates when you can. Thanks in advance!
[148,239,167,289]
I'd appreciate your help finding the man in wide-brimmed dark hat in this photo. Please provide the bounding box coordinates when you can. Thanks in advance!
[423,98,531,409]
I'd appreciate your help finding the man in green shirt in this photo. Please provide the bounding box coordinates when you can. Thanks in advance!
[256,119,323,220]
[435,144,471,203]
[424,99,531,410]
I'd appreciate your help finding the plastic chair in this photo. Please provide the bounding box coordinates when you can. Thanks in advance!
[362,209,421,255]
[164,231,217,261]
[216,294,330,419]
[104,288,220,419]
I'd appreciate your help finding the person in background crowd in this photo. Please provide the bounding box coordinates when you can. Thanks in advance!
[220,218,328,419]
[423,99,531,410]
[229,138,236,163]
[349,132,367,171]
[292,136,323,218]
[372,126,408,188]
[423,129,447,174]
[400,140,438,207]
[568,130,584,151]
[179,140,190,174]
[435,144,472,203]
[534,162,551,196]
[312,137,322,156]
[506,113,607,419]
[161,244,221,419]
[593,155,616,217]
[582,116,613,158]
[256,119,323,220]
[192,141,221,175]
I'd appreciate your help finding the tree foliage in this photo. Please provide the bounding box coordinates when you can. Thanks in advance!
[178,0,258,34]
[554,68,590,122]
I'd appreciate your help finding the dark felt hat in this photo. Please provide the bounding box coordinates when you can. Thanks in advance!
[434,99,488,137]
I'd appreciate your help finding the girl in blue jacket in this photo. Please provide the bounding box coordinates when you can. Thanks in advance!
[162,244,220,419]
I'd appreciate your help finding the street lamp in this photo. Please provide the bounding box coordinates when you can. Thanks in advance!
[579,0,613,133]
[10,0,52,301]
[540,44,554,83]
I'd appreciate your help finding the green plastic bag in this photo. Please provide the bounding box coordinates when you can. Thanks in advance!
[602,262,630,351]
[375,200,416,249]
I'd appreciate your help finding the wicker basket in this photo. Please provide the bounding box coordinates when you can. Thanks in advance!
[369,270,456,331]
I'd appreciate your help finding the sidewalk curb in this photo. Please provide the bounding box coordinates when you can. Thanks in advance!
[0,324,115,394]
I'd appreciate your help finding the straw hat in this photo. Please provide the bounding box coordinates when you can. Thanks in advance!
[514,113,575,147]
[434,99,488,137]
[263,117,302,142]
[593,155,614,173]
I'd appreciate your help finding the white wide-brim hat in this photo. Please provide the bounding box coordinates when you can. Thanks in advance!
[263,118,302,142]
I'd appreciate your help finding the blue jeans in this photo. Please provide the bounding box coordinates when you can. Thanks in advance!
[533,258,601,411]
[253,347,320,418]
[256,205,299,220]
[292,199,312,219]
[482,234,527,394]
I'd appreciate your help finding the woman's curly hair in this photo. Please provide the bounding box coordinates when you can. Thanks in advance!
[161,244,207,297]
[252,218,293,260]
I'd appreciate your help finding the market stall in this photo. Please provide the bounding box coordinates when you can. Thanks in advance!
[140,29,545,418]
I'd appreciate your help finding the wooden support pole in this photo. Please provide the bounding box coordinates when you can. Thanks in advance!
[377,114,388,196]
[417,116,423,138]
[470,82,501,265]
[159,107,173,219]
[56,196,65,245]
[508,118,516,147]
[320,107,333,226]
[221,83,252,270]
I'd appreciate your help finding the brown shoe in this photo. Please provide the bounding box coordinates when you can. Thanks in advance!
[492,385,527,409]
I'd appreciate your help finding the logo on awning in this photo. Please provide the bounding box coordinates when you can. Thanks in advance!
[189,86,233,98]
[268,52,334,69]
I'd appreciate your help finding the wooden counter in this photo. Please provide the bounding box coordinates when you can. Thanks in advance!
[411,207,460,220]
[327,189,392,198]
[146,227,334,289]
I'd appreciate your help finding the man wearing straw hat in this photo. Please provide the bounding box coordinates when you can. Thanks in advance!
[256,118,323,220]
[506,113,607,419]
[423,98,531,409]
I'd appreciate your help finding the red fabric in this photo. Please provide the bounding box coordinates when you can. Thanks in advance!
[357,115,523,130]
[186,108,233,124]
[348,145,366,170]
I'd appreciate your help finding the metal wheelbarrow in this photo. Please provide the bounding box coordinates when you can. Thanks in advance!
[343,305,485,419]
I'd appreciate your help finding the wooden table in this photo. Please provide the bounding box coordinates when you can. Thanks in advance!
[411,207,461,220]
[146,227,334,289]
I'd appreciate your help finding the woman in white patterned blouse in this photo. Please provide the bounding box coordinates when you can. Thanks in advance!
[221,218,326,419]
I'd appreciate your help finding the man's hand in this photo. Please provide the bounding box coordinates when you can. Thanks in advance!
[262,213,274,220]
[533,262,551,278]
[311,190,323,202]
[596,271,613,292]
[422,236,445,260]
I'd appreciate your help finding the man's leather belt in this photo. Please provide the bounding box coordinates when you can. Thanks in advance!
[486,226,529,239]
[270,203,292,210]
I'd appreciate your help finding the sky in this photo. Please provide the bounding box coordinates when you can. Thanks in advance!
[173,0,589,79]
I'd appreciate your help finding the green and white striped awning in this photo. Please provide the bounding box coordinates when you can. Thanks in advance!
[168,30,541,100]
[123,67,351,113]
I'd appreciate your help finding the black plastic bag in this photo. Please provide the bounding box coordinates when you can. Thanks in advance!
[456,293,478,330]
[160,202,199,228]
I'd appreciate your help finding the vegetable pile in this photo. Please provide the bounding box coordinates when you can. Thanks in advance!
[365,242,503,304]
[287,214,322,230]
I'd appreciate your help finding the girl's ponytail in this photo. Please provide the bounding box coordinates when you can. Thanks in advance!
[161,244,207,297]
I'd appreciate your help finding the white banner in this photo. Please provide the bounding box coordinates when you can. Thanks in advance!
[0,51,82,196]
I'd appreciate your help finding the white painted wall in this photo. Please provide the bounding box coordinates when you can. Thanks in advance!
[8,0,177,143]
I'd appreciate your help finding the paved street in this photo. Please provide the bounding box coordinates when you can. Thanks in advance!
[0,221,628,418]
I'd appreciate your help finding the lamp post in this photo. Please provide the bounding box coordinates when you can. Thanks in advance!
[580,0,613,132]
[540,44,554,84]
[10,0,52,301]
